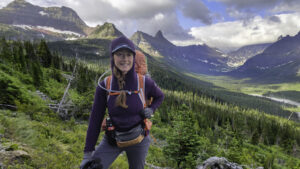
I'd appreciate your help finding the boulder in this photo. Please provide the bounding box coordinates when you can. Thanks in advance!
[196,157,243,169]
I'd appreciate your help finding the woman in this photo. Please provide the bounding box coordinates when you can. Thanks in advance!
[80,36,164,169]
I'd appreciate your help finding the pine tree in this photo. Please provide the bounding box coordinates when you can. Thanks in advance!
[0,37,12,62]
[37,39,52,68]
[163,104,200,169]
[51,52,62,69]
[32,61,43,87]
[17,42,27,73]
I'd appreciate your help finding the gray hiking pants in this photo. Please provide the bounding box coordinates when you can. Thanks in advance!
[92,135,151,169]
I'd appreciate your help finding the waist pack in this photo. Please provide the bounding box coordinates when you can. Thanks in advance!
[115,124,144,148]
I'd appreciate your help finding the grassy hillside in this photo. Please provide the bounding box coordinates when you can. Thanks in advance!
[0,39,299,168]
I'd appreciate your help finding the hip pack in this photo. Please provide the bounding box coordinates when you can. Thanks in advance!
[115,124,144,148]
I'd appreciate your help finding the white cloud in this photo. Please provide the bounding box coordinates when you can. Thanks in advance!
[136,12,192,40]
[188,12,300,52]
[154,13,165,20]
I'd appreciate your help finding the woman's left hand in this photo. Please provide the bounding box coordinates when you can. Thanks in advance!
[141,108,153,119]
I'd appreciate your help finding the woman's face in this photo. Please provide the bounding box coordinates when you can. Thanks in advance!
[113,49,134,74]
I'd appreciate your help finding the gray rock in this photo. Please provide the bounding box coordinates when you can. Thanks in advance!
[196,157,243,169]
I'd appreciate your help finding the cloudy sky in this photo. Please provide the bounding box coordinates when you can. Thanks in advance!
[1,0,300,52]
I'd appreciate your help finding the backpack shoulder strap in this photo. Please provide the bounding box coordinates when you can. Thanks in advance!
[105,75,112,101]
[137,73,146,108]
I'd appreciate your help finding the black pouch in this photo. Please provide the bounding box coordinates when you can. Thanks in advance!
[115,124,144,148]
[105,130,116,146]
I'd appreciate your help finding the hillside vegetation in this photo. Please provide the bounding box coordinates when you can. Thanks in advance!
[0,38,299,169]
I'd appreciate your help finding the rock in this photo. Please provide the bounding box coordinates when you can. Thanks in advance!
[0,150,31,165]
[196,157,243,169]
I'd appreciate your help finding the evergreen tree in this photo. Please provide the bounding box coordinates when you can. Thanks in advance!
[24,41,38,61]
[0,37,12,63]
[37,39,52,68]
[17,42,27,73]
[51,52,62,69]
[163,104,200,169]
[32,61,43,87]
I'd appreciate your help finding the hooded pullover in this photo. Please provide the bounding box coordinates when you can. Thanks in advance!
[84,36,164,152]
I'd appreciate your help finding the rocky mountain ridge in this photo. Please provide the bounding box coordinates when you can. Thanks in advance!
[231,31,300,82]
[131,30,230,74]
[227,43,271,67]
[0,0,87,35]
[0,0,123,40]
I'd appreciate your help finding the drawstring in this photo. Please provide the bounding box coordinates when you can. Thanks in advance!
[97,69,138,95]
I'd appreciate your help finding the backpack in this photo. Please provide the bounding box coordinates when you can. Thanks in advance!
[135,50,148,76]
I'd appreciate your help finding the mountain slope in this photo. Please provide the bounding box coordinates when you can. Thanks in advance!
[0,23,63,41]
[0,0,87,35]
[227,43,271,67]
[131,30,230,75]
[231,32,300,82]
[87,22,124,39]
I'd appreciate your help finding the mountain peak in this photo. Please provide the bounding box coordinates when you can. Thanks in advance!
[6,0,35,8]
[1,0,87,34]
[155,30,165,39]
[102,22,114,27]
[87,22,123,39]
[154,30,174,46]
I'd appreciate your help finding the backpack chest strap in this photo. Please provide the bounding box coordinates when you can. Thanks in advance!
[105,74,146,108]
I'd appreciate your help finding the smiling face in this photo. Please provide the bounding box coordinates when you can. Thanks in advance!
[113,48,134,75]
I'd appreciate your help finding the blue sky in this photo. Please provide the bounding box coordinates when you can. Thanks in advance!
[1,0,300,52]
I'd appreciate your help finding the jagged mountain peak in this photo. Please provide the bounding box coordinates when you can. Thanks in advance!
[132,30,152,39]
[6,0,40,10]
[154,30,172,44]
[131,30,173,47]
[7,0,29,6]
[155,30,164,38]
[102,22,115,27]
[87,22,123,39]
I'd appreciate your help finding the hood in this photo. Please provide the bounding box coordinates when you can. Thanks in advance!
[109,36,137,89]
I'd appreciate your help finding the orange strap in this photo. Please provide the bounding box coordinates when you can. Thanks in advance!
[105,74,146,108]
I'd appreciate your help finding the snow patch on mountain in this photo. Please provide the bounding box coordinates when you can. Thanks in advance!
[39,11,49,16]
[12,24,83,37]
[66,37,79,40]
[197,58,208,63]
[227,61,244,67]
[36,26,83,36]
[210,62,220,66]
[13,24,32,30]
[274,61,294,68]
